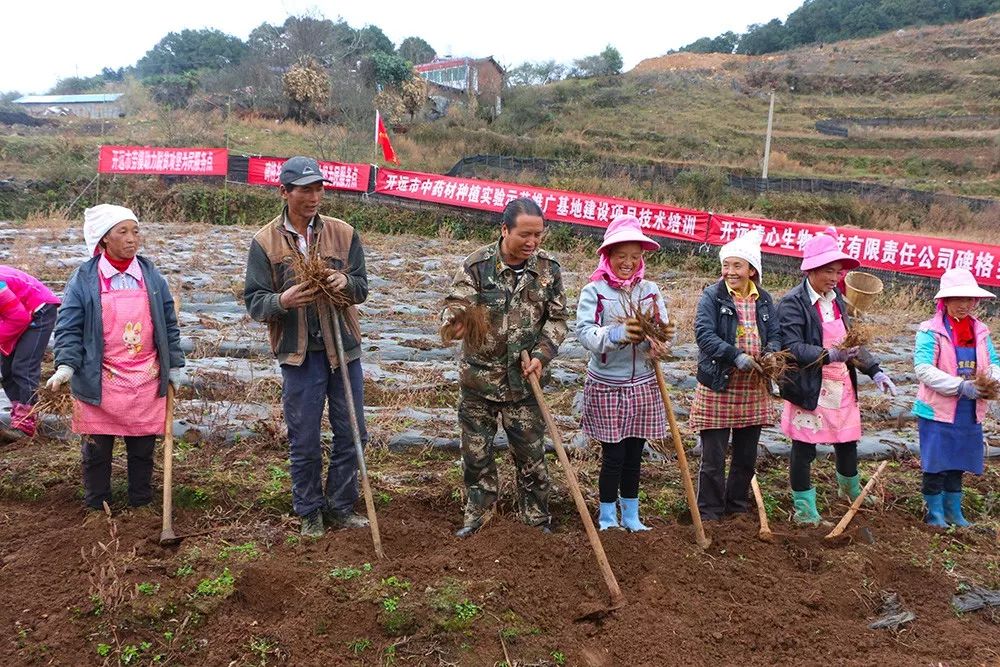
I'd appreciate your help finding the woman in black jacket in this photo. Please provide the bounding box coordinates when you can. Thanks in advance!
[777,227,897,525]
[690,230,780,520]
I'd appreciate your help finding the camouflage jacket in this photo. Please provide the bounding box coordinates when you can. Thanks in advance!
[442,241,568,402]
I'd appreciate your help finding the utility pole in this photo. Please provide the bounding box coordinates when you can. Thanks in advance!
[761,89,776,182]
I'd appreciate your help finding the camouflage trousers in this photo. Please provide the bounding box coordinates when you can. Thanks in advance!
[458,390,551,527]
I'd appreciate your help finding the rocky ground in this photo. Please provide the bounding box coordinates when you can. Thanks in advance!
[1,217,999,666]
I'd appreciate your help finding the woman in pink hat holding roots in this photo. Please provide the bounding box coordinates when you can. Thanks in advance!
[576,215,671,532]
[777,226,897,525]
[913,268,1000,528]
[690,229,781,521]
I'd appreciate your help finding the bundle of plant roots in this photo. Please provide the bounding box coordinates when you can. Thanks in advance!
[619,292,674,345]
[839,321,876,350]
[27,388,73,418]
[754,350,795,386]
[973,373,1000,400]
[289,246,352,310]
[441,304,489,351]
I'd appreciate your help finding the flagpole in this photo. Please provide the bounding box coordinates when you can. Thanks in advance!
[373,109,380,165]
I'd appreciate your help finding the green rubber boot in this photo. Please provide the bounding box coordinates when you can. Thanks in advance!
[792,488,822,526]
[837,472,875,506]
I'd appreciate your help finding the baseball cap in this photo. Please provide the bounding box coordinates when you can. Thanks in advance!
[279,156,331,186]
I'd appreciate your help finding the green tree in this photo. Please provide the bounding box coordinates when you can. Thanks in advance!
[357,25,395,55]
[600,45,624,75]
[365,52,413,87]
[136,28,247,76]
[144,73,198,108]
[571,44,624,77]
[397,36,436,65]
[48,75,107,95]
[736,19,789,55]
[679,31,739,54]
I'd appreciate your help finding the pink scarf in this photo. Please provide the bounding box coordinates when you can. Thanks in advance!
[589,251,645,290]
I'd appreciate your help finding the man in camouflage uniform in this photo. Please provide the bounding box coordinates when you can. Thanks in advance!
[441,198,568,537]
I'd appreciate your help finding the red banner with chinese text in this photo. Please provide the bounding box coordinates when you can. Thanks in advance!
[375,168,709,242]
[98,146,228,175]
[708,214,1000,288]
[246,157,371,192]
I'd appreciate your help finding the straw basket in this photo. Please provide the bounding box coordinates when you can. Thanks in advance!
[844,271,883,317]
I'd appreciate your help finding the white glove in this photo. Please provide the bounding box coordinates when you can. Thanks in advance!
[168,367,185,388]
[45,365,74,391]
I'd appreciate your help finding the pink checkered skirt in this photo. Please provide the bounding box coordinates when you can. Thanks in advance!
[581,373,667,443]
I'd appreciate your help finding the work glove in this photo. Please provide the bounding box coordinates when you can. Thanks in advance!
[827,346,860,364]
[168,367,185,388]
[609,320,643,345]
[959,380,980,400]
[872,372,897,397]
[734,353,763,373]
[45,365,73,391]
[608,324,628,344]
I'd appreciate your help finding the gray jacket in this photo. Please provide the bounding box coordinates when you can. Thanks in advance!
[53,255,184,405]
[575,279,667,385]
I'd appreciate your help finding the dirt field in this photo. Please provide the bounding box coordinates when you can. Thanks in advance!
[2,218,999,666]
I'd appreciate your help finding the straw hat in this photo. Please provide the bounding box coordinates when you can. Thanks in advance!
[933,268,996,300]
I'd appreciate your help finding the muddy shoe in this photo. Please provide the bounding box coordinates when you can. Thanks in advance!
[324,509,369,530]
[300,510,324,538]
[455,519,482,538]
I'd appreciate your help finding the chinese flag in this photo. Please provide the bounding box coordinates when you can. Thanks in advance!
[375,110,399,165]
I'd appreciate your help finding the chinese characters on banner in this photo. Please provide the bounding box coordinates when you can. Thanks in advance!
[246,157,371,192]
[98,146,228,176]
[708,214,1000,288]
[375,168,709,242]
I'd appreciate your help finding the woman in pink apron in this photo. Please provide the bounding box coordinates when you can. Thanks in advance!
[776,227,897,526]
[48,204,184,511]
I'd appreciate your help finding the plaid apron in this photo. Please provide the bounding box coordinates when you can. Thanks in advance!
[689,294,776,431]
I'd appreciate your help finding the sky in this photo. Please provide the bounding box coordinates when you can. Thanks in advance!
[1,0,804,94]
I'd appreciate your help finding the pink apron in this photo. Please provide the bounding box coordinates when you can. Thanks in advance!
[71,274,165,436]
[780,315,861,444]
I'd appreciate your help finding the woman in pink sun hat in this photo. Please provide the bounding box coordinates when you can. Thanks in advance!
[776,226,898,526]
[576,215,671,532]
[913,268,1000,528]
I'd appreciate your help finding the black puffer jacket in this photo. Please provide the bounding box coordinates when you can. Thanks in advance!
[695,279,781,392]
[777,278,881,411]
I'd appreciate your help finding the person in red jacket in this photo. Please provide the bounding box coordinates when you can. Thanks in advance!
[0,267,61,439]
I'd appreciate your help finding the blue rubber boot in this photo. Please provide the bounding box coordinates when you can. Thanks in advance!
[791,488,822,526]
[598,502,620,531]
[923,493,947,527]
[943,491,971,527]
[619,497,650,532]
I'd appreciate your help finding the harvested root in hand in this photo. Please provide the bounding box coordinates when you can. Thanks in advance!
[973,373,1000,400]
[289,246,352,309]
[754,350,795,386]
[618,292,674,345]
[441,304,489,350]
[839,322,876,350]
[27,388,73,418]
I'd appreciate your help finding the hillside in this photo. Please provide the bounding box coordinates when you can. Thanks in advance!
[471,13,1000,200]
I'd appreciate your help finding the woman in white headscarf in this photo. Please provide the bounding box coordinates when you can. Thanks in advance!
[48,204,184,511]
[689,230,780,521]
